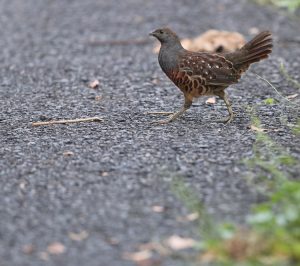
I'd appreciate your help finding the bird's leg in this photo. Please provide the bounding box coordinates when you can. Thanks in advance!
[215,91,234,124]
[151,97,192,124]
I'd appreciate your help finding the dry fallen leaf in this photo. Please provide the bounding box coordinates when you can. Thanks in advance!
[47,242,66,255]
[95,95,102,101]
[249,27,260,35]
[152,78,159,85]
[89,79,100,89]
[177,212,199,222]
[136,258,161,266]
[152,205,165,213]
[106,237,120,246]
[186,212,199,221]
[100,171,109,177]
[165,235,196,250]
[123,250,152,262]
[63,151,74,157]
[138,242,169,256]
[200,250,218,263]
[19,180,28,191]
[153,30,246,54]
[250,125,268,132]
[68,231,88,242]
[205,97,216,104]
[22,244,35,254]
[286,93,298,99]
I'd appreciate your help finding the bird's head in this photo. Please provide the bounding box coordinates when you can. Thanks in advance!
[149,28,181,45]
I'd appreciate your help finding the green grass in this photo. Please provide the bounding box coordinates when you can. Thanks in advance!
[280,62,300,90]
[293,120,300,135]
[170,114,300,266]
[255,0,300,12]
[263,98,276,105]
[172,178,218,242]
[245,114,296,190]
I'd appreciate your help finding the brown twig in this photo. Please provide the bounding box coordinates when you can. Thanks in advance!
[31,117,103,126]
[88,38,150,46]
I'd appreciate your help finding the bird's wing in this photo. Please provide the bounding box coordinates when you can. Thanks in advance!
[177,52,240,86]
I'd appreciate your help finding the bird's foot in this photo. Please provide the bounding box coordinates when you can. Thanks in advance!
[215,115,234,124]
[147,111,175,125]
[151,117,173,125]
[147,104,189,125]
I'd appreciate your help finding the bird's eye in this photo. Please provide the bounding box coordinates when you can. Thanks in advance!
[159,30,164,34]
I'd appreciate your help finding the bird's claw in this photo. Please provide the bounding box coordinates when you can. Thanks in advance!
[148,112,175,125]
[214,115,234,124]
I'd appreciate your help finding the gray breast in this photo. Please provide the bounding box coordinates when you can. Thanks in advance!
[158,45,181,75]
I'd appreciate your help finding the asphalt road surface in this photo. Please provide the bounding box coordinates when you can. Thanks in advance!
[0,0,299,265]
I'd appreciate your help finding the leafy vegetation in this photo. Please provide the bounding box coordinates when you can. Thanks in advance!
[172,178,218,242]
[293,120,300,135]
[280,62,300,90]
[245,114,296,190]
[263,98,276,105]
[172,114,300,266]
[255,0,300,12]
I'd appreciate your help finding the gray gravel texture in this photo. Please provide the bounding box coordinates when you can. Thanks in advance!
[0,0,299,265]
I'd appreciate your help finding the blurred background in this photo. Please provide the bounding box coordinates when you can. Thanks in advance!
[0,1,299,266]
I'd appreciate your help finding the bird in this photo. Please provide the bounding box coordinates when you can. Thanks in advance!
[149,28,272,124]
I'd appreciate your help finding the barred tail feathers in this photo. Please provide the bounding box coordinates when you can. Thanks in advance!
[228,31,273,69]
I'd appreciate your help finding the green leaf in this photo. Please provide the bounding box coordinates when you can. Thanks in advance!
[263,98,276,104]
[248,211,273,224]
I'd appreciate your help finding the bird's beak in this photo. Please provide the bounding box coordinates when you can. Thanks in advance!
[149,31,156,37]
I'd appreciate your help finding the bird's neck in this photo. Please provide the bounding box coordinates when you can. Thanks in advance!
[158,42,183,74]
